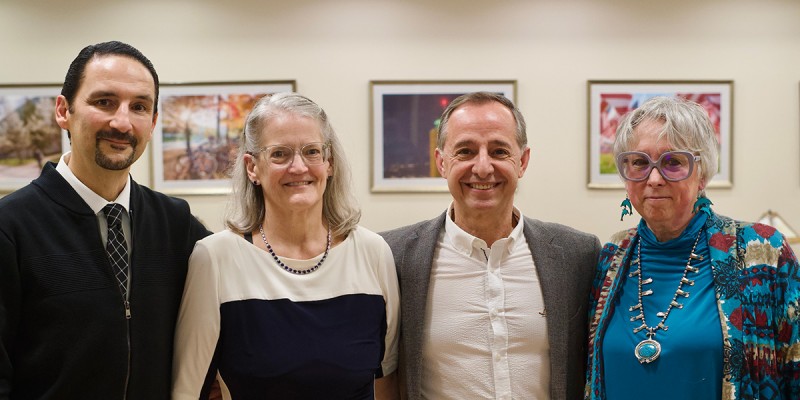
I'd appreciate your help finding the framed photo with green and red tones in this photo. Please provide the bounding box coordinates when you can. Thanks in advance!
[587,80,733,189]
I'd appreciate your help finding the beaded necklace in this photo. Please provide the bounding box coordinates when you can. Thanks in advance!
[259,225,332,275]
[628,229,703,364]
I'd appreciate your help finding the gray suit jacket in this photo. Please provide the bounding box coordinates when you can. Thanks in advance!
[381,212,600,400]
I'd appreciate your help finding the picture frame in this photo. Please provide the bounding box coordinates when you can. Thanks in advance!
[587,80,733,189]
[0,84,69,193]
[370,80,517,193]
[151,80,296,194]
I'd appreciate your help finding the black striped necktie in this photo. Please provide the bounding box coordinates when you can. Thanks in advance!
[103,203,129,298]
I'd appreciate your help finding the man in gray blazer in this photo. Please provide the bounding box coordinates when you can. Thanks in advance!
[381,92,599,400]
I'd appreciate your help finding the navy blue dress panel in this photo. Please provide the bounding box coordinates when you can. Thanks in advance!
[217,293,388,399]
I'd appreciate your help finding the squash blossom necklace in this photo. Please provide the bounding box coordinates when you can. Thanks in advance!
[628,229,703,364]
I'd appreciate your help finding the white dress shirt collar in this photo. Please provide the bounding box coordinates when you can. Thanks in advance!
[55,152,132,213]
[443,202,524,257]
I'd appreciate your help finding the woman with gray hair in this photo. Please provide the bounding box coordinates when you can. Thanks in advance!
[585,96,800,399]
[172,93,400,399]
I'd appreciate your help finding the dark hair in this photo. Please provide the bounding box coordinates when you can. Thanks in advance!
[61,41,160,112]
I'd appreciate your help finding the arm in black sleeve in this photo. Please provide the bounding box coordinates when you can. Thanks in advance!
[0,227,21,399]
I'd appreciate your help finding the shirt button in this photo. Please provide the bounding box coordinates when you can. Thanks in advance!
[494,353,502,362]
[490,309,498,317]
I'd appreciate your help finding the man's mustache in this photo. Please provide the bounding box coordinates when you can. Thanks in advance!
[96,130,138,148]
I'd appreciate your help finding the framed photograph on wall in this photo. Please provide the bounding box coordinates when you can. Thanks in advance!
[0,84,69,193]
[152,80,296,194]
[587,80,733,189]
[370,80,517,193]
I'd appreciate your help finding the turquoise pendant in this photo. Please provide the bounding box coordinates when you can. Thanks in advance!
[634,338,661,364]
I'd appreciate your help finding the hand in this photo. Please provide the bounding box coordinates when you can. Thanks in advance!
[374,372,400,400]
[207,379,222,400]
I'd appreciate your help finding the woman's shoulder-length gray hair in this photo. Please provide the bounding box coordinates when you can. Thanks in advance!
[224,92,361,238]
[613,96,720,187]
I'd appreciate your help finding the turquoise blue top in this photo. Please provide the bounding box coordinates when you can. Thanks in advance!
[602,212,722,399]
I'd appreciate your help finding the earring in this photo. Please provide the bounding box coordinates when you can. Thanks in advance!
[252,180,259,186]
[620,194,633,221]
[692,194,713,215]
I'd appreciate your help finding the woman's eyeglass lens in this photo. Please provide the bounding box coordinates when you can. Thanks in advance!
[616,151,699,182]
[258,142,328,166]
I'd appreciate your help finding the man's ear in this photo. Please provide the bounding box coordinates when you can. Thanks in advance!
[55,95,70,130]
[435,148,446,177]
[518,146,531,178]
[147,111,158,142]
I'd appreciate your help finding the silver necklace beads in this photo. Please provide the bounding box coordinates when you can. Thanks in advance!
[629,230,703,364]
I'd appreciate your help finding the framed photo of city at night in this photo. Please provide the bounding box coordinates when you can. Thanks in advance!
[587,80,733,189]
[370,80,517,193]
[0,84,69,193]
[151,80,296,194]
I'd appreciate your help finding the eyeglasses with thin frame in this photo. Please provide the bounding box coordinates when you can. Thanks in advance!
[615,151,700,182]
[252,142,330,167]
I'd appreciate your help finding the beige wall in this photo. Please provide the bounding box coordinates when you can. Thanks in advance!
[2,0,799,243]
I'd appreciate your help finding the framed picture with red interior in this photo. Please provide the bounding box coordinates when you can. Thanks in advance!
[587,80,733,189]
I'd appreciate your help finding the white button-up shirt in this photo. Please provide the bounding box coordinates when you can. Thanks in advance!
[420,206,550,400]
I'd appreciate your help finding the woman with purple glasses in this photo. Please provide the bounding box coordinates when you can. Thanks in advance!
[584,96,800,399]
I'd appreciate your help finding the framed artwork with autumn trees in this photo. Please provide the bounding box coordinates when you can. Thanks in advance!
[151,81,296,194]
